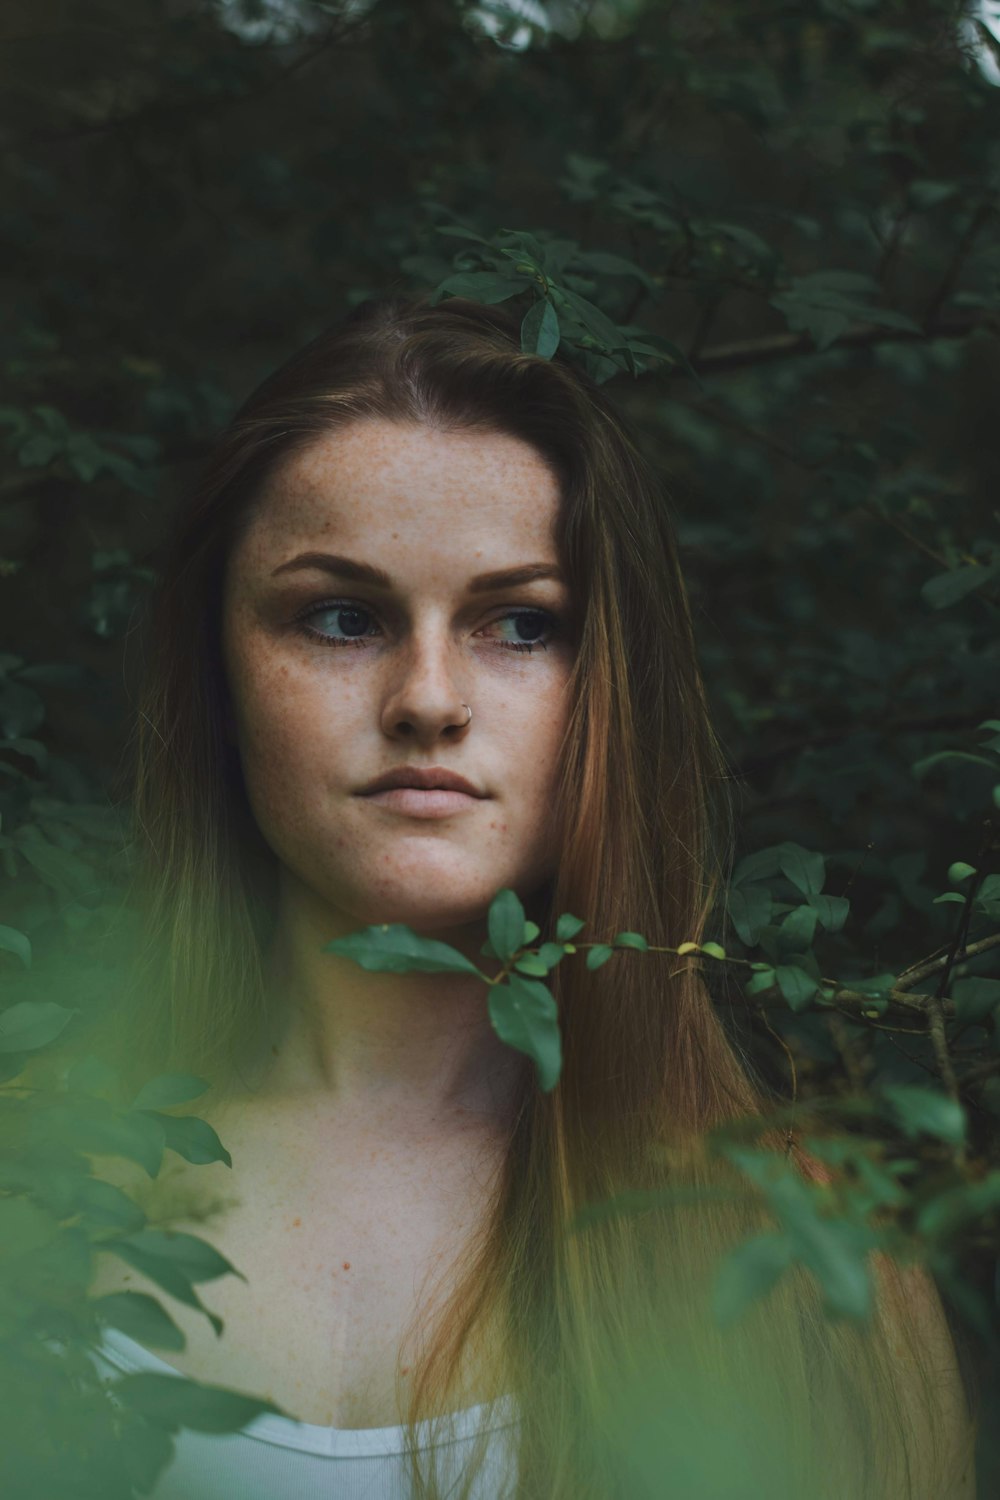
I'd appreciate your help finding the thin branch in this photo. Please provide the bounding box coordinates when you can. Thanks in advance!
[894,932,1000,993]
[868,507,952,570]
[680,310,992,380]
[922,203,995,327]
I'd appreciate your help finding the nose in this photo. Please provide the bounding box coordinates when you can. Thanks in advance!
[379,627,472,746]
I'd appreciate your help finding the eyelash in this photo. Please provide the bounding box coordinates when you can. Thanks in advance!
[292,600,556,654]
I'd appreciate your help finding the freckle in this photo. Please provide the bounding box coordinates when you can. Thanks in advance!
[343,1261,351,1271]
[292,1216,301,1227]
[401,1366,410,1377]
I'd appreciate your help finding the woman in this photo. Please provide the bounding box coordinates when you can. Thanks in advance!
[83,294,974,1498]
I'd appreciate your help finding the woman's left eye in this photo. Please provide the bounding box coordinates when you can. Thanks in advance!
[483,609,554,653]
[294,602,556,653]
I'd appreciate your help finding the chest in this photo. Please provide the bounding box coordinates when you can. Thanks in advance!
[90,1119,503,1428]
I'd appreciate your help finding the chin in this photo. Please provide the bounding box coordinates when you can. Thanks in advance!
[352,883,498,935]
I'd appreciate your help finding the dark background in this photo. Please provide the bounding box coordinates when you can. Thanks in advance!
[1,0,999,1488]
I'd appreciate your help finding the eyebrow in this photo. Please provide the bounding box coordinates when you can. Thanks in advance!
[269,551,565,593]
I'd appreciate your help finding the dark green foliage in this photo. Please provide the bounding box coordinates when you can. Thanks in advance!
[2,0,999,1492]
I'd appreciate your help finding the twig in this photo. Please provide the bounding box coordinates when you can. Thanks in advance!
[922,203,995,328]
[753,1003,798,1102]
[838,843,875,901]
[681,310,991,380]
[894,932,1000,993]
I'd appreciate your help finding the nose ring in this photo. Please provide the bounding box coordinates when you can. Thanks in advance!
[459,704,472,728]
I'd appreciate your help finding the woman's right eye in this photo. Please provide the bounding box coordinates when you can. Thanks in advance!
[295,601,379,648]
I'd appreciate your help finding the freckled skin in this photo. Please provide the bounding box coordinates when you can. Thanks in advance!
[220,419,575,942]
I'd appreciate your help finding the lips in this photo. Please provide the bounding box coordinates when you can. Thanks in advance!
[358,766,486,798]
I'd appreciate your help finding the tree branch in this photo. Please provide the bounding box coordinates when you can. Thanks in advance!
[680,310,993,379]
[922,202,995,328]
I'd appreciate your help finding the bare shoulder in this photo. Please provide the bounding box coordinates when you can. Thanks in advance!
[872,1255,977,1500]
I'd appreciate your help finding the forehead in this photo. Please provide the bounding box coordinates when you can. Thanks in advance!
[231,418,563,571]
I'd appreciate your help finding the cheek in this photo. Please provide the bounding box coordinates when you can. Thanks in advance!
[494,680,571,821]
[228,657,349,818]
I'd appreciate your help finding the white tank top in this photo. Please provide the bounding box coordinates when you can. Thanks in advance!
[86,1327,520,1499]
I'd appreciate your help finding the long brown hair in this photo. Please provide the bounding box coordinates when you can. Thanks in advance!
[91,295,956,1498]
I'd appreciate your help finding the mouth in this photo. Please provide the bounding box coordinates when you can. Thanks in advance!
[359,786,483,819]
[358,766,486,798]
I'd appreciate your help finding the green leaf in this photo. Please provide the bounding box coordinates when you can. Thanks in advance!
[488,888,527,961]
[67,1053,121,1097]
[431,271,527,304]
[550,285,627,352]
[947,862,977,885]
[848,973,897,1008]
[131,1073,212,1112]
[914,751,997,779]
[572,250,658,291]
[324,925,482,976]
[520,298,561,358]
[144,1113,232,1168]
[103,1247,222,1334]
[932,892,966,905]
[0,924,31,968]
[728,884,772,945]
[917,1174,1000,1241]
[0,1000,76,1053]
[776,905,818,953]
[771,274,921,354]
[0,1197,61,1262]
[612,930,649,951]
[952,978,1000,1024]
[881,1085,965,1146]
[115,1228,246,1286]
[92,1291,187,1352]
[732,847,785,886]
[11,823,95,896]
[778,843,825,898]
[713,1233,795,1326]
[112,1371,287,1433]
[921,561,1000,609]
[586,944,615,970]
[536,941,567,969]
[556,912,585,940]
[76,1109,167,1179]
[513,954,549,976]
[488,974,561,1091]
[523,921,541,944]
[700,941,727,960]
[774,966,819,1011]
[808,894,850,933]
[908,180,959,210]
[744,967,776,997]
[76,1176,146,1234]
[794,1216,874,1321]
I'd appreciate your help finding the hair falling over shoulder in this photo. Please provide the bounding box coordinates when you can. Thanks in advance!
[82,293,962,1500]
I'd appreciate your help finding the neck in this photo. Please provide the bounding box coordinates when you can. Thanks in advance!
[243,874,527,1144]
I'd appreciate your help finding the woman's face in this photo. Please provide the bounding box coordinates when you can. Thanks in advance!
[220,418,576,936]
